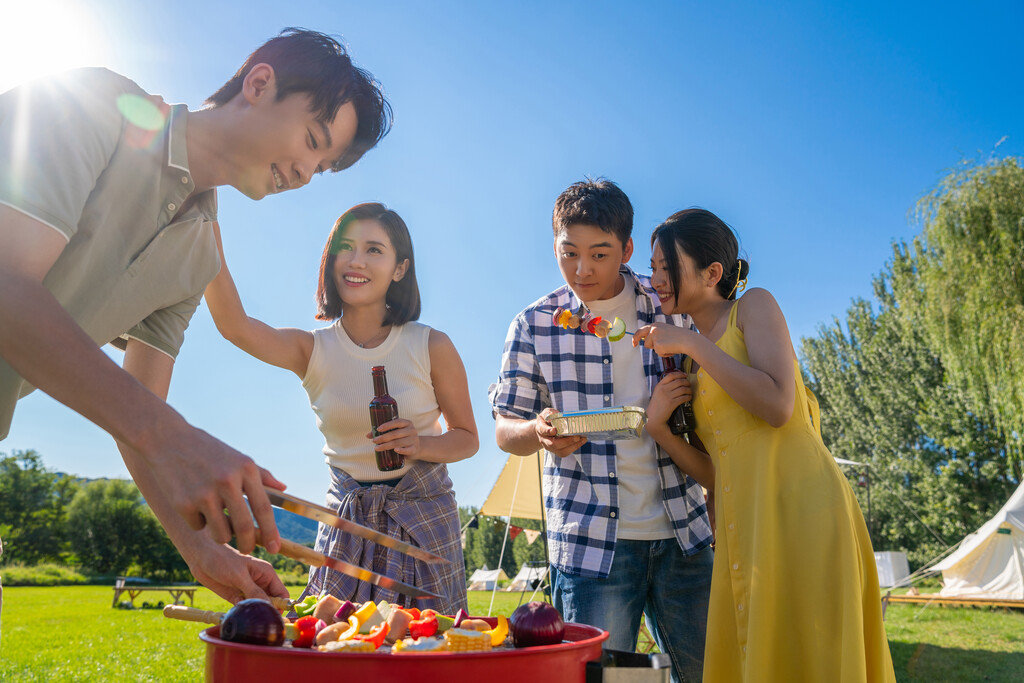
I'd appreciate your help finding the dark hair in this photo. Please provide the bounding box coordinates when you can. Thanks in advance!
[652,208,750,301]
[206,27,392,172]
[552,178,633,247]
[315,203,421,324]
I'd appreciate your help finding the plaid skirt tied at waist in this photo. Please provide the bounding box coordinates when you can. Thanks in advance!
[299,461,467,616]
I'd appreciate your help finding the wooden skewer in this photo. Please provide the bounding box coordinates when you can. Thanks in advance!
[162,598,294,623]
[269,596,295,611]
[163,604,224,624]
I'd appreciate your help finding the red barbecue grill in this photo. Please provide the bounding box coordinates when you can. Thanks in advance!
[199,621,608,682]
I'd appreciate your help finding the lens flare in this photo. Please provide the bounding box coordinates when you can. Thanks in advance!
[117,94,168,150]
[116,94,166,131]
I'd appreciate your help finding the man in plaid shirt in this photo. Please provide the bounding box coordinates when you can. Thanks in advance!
[489,179,714,682]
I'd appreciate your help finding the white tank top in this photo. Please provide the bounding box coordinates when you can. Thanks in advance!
[301,320,442,482]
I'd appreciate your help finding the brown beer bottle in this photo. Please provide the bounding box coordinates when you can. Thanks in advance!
[369,365,404,471]
[661,356,696,438]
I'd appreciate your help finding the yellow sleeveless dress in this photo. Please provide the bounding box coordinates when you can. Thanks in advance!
[691,302,895,682]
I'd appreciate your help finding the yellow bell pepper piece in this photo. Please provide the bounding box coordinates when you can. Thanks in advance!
[352,600,386,634]
[483,615,509,646]
[338,615,360,640]
[353,601,380,629]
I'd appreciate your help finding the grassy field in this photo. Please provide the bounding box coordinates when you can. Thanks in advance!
[1,586,1022,681]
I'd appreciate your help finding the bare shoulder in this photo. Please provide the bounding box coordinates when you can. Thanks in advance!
[427,326,454,349]
[735,287,788,330]
[736,287,783,314]
[427,327,461,362]
[427,327,469,386]
[737,287,778,307]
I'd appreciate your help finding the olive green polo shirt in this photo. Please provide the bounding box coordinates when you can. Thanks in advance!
[0,68,221,438]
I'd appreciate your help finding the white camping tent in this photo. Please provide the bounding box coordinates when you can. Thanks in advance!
[928,479,1024,599]
[467,567,509,591]
[507,564,549,592]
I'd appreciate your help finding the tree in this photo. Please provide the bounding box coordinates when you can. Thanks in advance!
[460,507,519,579]
[891,156,1024,477]
[802,260,1016,567]
[66,479,185,578]
[509,516,547,572]
[0,450,77,565]
[800,156,1024,568]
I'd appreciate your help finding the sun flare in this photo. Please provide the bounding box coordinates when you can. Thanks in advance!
[0,0,112,92]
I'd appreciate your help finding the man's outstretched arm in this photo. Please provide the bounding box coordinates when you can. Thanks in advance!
[119,339,287,603]
[0,204,282,556]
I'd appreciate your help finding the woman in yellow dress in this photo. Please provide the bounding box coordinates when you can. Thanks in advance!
[634,208,896,682]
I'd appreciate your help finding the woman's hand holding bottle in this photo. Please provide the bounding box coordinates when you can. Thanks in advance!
[367,417,421,460]
[648,371,694,429]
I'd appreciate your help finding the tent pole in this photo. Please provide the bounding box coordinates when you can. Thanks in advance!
[867,466,872,546]
[489,457,525,617]
[537,450,552,603]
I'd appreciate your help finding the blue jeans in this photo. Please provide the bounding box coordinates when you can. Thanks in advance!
[551,539,713,683]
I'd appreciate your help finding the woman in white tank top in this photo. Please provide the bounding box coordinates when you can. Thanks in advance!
[205,203,478,614]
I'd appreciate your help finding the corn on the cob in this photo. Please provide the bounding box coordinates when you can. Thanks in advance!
[318,639,376,653]
[444,628,493,652]
[392,637,447,654]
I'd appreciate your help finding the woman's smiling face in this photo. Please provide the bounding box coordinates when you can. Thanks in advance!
[650,238,704,315]
[332,219,408,307]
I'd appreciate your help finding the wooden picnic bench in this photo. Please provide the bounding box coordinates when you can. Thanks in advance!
[881,590,1024,614]
[111,576,197,608]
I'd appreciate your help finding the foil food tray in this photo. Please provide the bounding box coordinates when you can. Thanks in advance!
[550,406,647,441]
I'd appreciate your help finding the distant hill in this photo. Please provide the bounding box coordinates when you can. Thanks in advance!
[273,507,319,546]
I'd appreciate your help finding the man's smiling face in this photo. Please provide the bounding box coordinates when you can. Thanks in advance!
[554,223,633,303]
[232,88,358,200]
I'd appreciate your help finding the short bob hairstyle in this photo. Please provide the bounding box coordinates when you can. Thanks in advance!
[206,27,392,172]
[651,208,750,302]
[315,203,421,325]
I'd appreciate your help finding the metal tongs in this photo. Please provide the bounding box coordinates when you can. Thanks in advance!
[256,486,447,601]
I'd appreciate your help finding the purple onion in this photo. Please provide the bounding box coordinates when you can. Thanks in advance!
[509,601,565,648]
[334,600,356,623]
[220,599,285,647]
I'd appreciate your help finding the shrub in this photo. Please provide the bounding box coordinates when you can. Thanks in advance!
[1,562,89,586]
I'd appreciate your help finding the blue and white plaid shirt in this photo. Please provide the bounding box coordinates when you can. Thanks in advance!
[488,265,713,579]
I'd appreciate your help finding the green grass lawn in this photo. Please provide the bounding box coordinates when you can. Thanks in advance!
[1,586,1022,681]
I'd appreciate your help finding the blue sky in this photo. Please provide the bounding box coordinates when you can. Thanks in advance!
[2,0,1022,511]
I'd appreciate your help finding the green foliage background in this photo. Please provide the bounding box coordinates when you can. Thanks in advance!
[801,155,1022,568]
[459,506,547,582]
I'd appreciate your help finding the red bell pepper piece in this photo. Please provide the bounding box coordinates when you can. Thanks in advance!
[292,615,320,648]
[404,607,421,620]
[408,611,439,639]
[352,621,390,649]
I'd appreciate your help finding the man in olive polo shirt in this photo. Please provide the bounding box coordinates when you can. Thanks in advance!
[0,28,391,603]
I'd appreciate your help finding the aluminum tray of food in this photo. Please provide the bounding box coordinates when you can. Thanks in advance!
[549,406,647,441]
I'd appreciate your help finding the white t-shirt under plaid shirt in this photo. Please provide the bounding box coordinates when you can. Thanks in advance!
[488,265,713,579]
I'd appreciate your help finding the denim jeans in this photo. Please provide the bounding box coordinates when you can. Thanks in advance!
[551,539,713,683]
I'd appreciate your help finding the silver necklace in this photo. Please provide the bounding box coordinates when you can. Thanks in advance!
[346,323,391,348]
